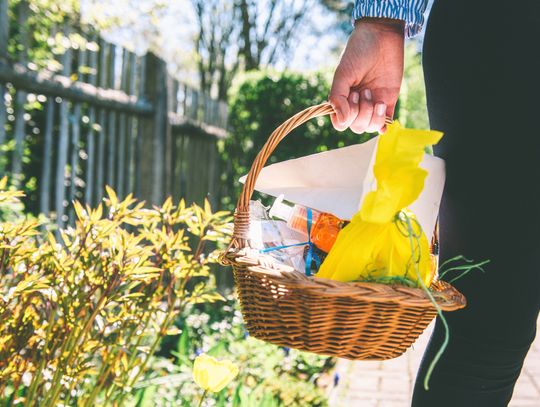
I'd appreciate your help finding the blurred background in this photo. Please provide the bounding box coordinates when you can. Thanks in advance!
[0,0,429,224]
[0,2,434,406]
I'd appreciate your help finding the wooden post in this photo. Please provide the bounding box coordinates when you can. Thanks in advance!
[139,53,168,205]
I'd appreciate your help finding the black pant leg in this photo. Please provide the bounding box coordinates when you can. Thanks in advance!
[412,1,540,406]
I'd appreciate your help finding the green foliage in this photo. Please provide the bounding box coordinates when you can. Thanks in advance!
[0,176,27,222]
[398,42,429,129]
[8,0,83,68]
[221,70,375,210]
[138,296,335,406]
[0,181,233,406]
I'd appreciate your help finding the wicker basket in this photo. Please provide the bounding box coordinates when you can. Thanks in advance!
[223,102,466,360]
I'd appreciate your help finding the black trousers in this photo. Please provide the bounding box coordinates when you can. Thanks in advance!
[412,1,540,406]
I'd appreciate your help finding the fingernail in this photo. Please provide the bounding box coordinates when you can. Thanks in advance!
[351,91,360,104]
[363,89,372,101]
[376,103,386,116]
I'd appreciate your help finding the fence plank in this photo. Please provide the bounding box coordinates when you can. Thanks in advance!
[11,91,27,182]
[55,33,73,228]
[106,110,116,189]
[11,1,30,184]
[124,52,136,194]
[66,42,87,220]
[68,102,81,223]
[208,138,217,206]
[164,75,174,197]
[84,35,98,205]
[96,109,106,202]
[39,98,54,216]
[106,44,116,190]
[0,85,6,167]
[116,49,129,198]
[0,0,7,170]
[173,131,186,199]
[95,40,108,203]
[117,113,125,197]
[0,0,7,59]
[134,56,145,198]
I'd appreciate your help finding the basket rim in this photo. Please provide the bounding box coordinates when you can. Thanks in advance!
[224,248,467,312]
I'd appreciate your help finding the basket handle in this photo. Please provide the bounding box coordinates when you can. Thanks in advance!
[230,102,335,249]
[229,102,396,249]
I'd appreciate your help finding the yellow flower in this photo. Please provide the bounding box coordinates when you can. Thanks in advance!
[317,122,442,287]
[193,354,239,393]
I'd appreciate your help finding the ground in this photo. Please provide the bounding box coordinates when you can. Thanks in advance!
[329,319,540,406]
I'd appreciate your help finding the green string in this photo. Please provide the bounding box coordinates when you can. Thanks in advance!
[401,212,449,391]
[438,256,490,283]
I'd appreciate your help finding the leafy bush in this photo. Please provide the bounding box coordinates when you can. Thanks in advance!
[137,296,335,407]
[398,42,429,129]
[0,178,232,406]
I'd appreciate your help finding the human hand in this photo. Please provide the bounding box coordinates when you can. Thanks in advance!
[329,18,405,133]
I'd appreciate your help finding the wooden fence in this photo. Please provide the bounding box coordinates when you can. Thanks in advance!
[0,0,228,227]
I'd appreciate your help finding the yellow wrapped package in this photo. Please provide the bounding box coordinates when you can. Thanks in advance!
[316,122,443,288]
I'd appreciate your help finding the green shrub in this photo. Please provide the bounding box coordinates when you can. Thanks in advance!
[399,42,429,129]
[0,178,232,406]
[137,296,335,407]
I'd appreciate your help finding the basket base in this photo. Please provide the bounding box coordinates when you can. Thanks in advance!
[243,308,437,361]
[229,249,465,361]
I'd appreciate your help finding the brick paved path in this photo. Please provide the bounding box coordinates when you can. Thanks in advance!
[329,319,540,407]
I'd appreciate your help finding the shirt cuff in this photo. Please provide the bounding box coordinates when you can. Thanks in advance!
[352,0,428,38]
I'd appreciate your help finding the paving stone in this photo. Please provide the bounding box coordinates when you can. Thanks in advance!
[330,318,540,407]
[379,377,410,394]
[509,402,540,407]
[347,376,380,391]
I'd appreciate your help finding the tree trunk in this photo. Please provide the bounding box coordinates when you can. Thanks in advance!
[238,0,257,70]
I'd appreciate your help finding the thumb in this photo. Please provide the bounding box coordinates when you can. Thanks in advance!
[328,67,355,131]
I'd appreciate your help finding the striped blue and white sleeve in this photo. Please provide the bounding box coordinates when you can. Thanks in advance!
[352,0,429,38]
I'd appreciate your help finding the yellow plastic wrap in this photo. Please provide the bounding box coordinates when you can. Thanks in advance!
[316,122,443,287]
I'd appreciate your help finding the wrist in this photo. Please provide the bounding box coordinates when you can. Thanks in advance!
[354,17,405,35]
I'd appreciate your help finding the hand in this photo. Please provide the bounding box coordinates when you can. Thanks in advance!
[329,18,405,134]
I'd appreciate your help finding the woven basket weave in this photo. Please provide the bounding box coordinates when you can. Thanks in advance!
[223,102,466,360]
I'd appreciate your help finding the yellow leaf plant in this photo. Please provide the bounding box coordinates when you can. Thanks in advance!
[0,179,232,406]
